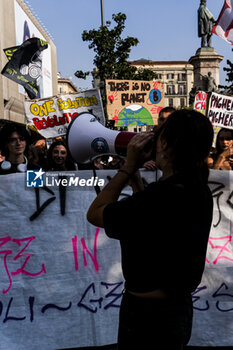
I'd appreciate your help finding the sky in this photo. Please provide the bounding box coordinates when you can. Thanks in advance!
[25,0,233,90]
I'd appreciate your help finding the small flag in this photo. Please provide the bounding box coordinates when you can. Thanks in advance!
[1,38,48,99]
[212,0,233,45]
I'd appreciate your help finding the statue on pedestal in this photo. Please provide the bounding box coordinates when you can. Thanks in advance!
[201,71,218,92]
[206,72,218,92]
[198,0,216,48]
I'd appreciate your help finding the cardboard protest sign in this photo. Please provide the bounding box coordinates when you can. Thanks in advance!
[193,91,208,115]
[106,80,164,127]
[0,169,232,349]
[1,38,48,99]
[207,92,233,130]
[193,91,221,147]
[24,89,105,138]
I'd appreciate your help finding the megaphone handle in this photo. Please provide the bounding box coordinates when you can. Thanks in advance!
[115,132,137,156]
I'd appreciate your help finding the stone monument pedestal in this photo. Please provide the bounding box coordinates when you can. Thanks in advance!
[189,47,224,91]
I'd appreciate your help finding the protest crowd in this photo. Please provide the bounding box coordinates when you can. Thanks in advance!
[0,106,232,175]
[0,106,232,350]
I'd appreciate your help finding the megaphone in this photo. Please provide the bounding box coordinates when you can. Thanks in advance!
[67,112,136,164]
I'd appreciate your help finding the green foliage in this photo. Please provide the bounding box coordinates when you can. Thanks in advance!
[134,68,158,81]
[74,12,158,121]
[74,70,90,80]
[75,12,157,88]
[220,51,233,93]
[224,59,233,84]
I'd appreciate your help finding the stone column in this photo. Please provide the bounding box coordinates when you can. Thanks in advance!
[189,47,223,91]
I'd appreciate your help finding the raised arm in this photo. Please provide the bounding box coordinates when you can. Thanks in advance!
[86,133,154,227]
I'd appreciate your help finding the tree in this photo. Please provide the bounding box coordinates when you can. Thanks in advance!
[75,13,157,111]
[219,50,233,94]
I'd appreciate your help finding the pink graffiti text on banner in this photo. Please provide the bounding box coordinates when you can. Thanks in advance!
[0,236,46,294]
[72,228,100,272]
[206,235,233,265]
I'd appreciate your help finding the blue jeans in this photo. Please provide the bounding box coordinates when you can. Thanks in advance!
[117,290,193,350]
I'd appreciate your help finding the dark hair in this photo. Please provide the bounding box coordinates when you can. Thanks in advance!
[47,140,75,171]
[154,109,213,184]
[0,123,31,157]
[159,106,176,117]
[215,128,233,155]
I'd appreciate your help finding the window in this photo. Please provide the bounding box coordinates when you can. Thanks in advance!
[167,73,174,79]
[180,98,185,108]
[178,73,186,81]
[169,98,173,107]
[157,74,162,79]
[167,85,175,95]
[178,84,186,95]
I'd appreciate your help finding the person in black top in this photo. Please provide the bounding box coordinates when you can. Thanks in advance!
[87,109,214,349]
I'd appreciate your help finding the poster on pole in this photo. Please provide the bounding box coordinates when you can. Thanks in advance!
[14,0,53,98]
[24,89,105,138]
[1,38,48,99]
[106,80,164,127]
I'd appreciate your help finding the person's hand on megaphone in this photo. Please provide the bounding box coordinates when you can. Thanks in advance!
[123,132,155,174]
[87,132,155,228]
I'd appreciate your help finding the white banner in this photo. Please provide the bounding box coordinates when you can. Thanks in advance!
[24,89,105,138]
[0,170,232,349]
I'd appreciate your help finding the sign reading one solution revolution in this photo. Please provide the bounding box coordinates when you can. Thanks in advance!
[24,89,105,138]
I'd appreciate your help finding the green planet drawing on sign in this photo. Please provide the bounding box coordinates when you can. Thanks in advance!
[116,104,153,127]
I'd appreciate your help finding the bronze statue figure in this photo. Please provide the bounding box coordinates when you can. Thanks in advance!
[198,0,216,48]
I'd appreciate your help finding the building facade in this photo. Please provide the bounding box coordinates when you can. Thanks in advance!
[130,59,194,109]
[0,0,58,125]
[57,74,78,94]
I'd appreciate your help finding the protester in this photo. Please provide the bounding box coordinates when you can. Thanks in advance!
[33,138,48,170]
[157,106,176,128]
[0,123,38,174]
[27,144,39,167]
[209,128,233,170]
[87,109,214,349]
[143,106,176,170]
[46,140,76,171]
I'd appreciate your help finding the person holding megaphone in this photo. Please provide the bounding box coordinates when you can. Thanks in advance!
[87,109,214,349]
